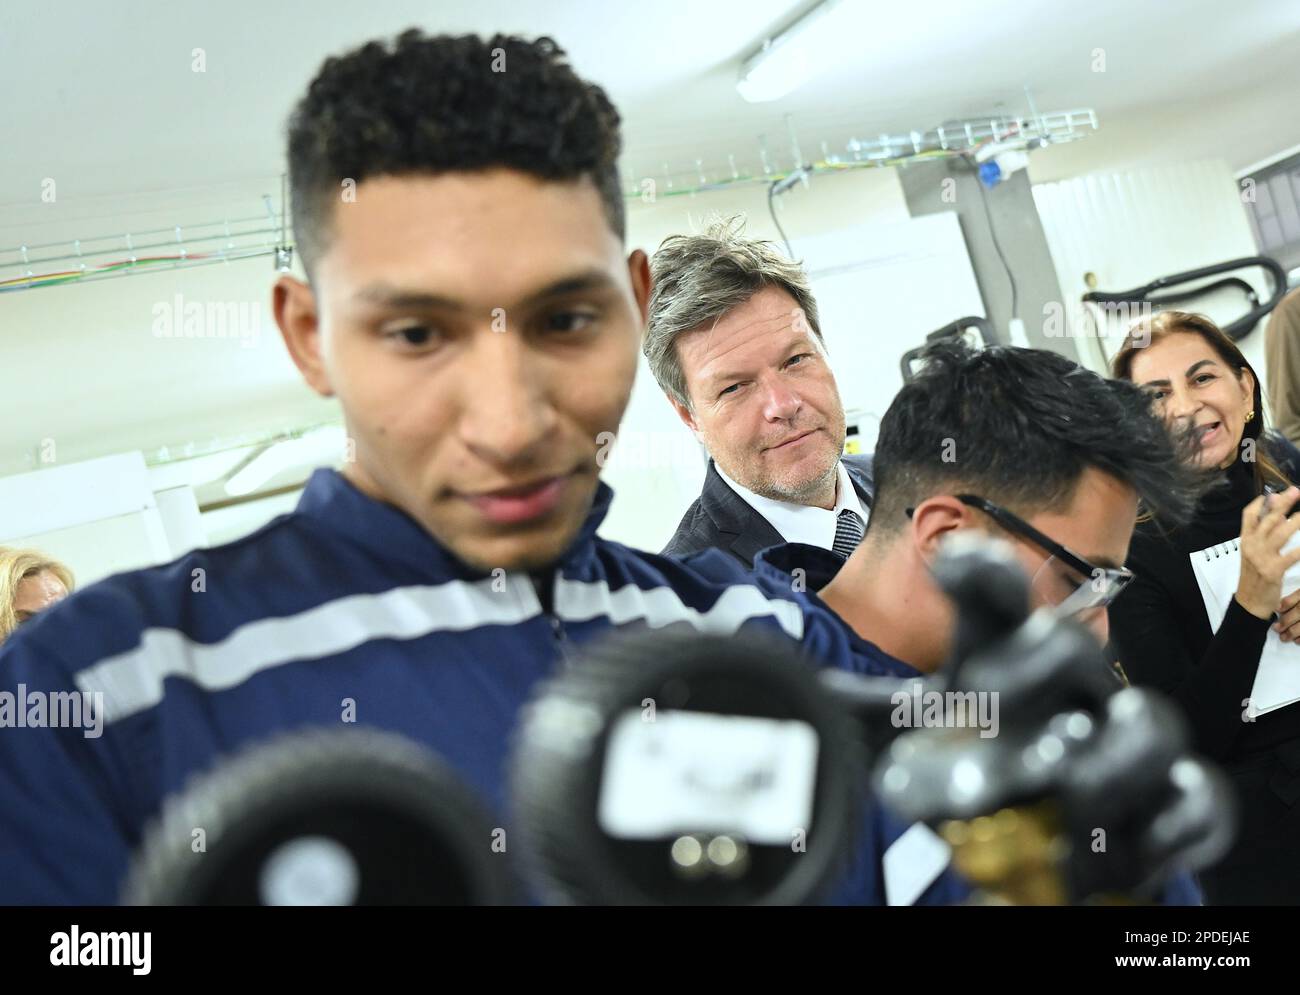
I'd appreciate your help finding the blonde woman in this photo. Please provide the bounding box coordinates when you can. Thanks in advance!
[0,547,74,643]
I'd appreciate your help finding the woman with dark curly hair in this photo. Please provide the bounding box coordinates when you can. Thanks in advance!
[1110,310,1300,904]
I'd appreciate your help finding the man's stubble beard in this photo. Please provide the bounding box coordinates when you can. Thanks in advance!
[752,447,840,503]
[722,428,842,504]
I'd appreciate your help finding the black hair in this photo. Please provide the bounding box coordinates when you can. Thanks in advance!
[868,340,1203,536]
[286,30,625,277]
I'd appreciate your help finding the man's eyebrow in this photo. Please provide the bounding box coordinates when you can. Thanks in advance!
[517,270,620,308]
[351,270,619,312]
[353,285,464,310]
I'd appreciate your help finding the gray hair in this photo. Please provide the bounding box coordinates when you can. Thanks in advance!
[645,217,823,411]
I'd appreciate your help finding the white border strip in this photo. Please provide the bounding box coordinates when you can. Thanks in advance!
[76,574,805,726]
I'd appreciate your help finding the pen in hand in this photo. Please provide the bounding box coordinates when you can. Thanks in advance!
[1261,485,1276,525]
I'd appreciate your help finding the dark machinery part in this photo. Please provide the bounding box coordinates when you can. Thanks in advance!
[900,315,996,382]
[123,727,517,905]
[1083,255,1288,342]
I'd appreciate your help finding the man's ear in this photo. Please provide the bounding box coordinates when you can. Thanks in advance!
[908,496,971,562]
[627,248,651,330]
[669,395,701,435]
[273,274,333,398]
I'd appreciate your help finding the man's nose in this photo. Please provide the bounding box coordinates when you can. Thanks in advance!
[759,376,801,421]
[456,331,557,465]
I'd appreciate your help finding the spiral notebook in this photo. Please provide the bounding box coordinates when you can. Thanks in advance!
[1189,536,1300,717]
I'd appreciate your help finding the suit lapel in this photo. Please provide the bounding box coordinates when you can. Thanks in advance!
[699,461,786,565]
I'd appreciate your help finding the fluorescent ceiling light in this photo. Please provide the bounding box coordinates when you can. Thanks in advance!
[737,0,852,103]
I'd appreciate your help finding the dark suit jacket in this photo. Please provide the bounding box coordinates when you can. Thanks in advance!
[661,453,875,568]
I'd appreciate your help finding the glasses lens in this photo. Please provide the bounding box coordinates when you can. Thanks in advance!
[1030,555,1117,620]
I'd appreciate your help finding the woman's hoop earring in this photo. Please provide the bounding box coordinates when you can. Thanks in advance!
[1246,410,1256,423]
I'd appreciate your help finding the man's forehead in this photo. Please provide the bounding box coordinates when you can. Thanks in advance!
[323,171,624,304]
[348,266,623,313]
[682,310,811,375]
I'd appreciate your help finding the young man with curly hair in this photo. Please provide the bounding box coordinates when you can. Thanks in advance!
[0,30,964,906]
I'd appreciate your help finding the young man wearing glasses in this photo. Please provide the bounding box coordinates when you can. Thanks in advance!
[690,339,1202,675]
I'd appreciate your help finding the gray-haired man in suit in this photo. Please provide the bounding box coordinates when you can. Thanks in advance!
[645,218,872,568]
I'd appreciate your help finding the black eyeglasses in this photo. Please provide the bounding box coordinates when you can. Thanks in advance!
[906,494,1136,618]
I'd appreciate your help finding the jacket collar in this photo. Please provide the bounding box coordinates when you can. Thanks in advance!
[704,456,874,552]
[295,469,613,579]
[755,542,847,590]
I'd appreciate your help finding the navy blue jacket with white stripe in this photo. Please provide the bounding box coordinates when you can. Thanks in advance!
[0,469,969,905]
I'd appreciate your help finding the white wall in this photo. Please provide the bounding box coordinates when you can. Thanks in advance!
[202,488,303,547]
[0,453,172,586]
[795,212,985,448]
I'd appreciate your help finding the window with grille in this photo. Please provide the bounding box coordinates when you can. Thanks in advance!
[1244,152,1300,280]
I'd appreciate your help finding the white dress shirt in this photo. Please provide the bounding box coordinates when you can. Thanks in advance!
[714,458,869,551]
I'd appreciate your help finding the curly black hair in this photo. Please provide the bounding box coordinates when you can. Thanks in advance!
[867,339,1204,536]
[286,30,625,276]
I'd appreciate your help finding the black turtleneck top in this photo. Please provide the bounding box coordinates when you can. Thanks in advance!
[1109,437,1300,763]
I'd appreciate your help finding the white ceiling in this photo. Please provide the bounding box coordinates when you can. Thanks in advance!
[3,0,1299,215]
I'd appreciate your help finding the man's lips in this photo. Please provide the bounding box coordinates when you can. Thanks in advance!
[766,429,817,452]
[461,476,567,525]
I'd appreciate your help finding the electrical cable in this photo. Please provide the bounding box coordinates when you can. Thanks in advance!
[768,181,794,259]
[975,172,1019,322]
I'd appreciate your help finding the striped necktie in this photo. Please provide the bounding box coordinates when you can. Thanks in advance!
[831,508,865,559]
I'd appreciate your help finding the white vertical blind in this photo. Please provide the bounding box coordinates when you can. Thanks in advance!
[1032,160,1265,378]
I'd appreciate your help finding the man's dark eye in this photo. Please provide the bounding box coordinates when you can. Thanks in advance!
[385,325,436,347]
[720,384,740,397]
[546,311,595,333]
